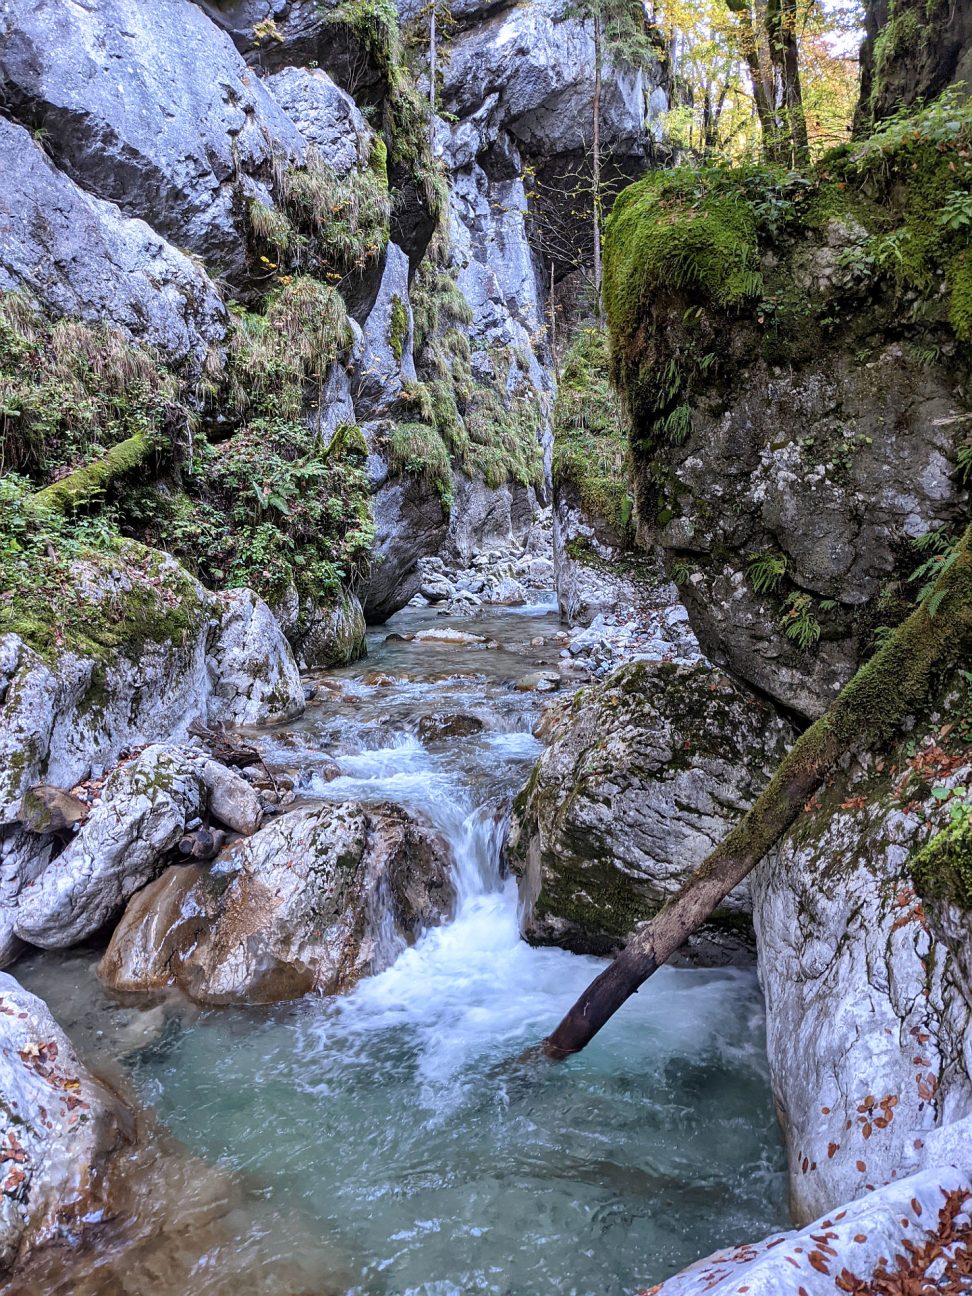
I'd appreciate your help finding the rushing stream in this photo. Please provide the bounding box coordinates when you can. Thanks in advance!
[16,598,788,1296]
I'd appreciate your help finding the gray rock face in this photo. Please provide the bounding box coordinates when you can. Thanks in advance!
[354,243,417,417]
[98,800,457,1003]
[0,117,226,365]
[265,65,373,175]
[0,829,53,969]
[207,588,305,726]
[12,744,258,950]
[553,482,660,626]
[647,1163,972,1294]
[0,0,304,284]
[0,551,303,841]
[506,660,792,962]
[752,737,972,1225]
[649,290,967,720]
[362,466,450,622]
[439,0,649,159]
[445,476,537,569]
[447,157,549,380]
[0,972,132,1275]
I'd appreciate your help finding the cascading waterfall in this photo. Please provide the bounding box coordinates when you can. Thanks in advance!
[15,599,788,1296]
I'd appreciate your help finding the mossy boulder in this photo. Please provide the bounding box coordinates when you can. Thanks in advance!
[604,109,972,718]
[0,544,304,829]
[504,659,792,963]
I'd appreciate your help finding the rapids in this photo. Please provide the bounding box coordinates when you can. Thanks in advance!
[15,598,787,1295]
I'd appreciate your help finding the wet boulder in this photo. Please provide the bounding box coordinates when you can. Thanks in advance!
[418,713,485,742]
[505,660,792,964]
[13,746,262,951]
[98,801,457,1003]
[0,973,132,1277]
[645,1164,972,1294]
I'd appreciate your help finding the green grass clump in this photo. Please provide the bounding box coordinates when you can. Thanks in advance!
[552,327,633,539]
[387,421,452,505]
[0,474,205,661]
[389,294,409,361]
[282,149,390,277]
[224,277,353,423]
[131,418,374,615]
[0,293,182,483]
[324,0,446,232]
[604,162,782,447]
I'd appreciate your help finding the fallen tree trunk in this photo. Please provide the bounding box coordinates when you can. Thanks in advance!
[33,432,155,514]
[540,525,972,1060]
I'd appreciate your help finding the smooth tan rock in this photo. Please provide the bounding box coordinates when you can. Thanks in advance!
[98,801,456,1005]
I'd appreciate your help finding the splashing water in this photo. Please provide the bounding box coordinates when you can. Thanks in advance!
[16,601,787,1295]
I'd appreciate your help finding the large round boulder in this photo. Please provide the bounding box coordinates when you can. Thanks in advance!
[98,801,456,1003]
[505,660,792,964]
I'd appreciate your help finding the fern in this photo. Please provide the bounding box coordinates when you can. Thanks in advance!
[780,592,820,650]
[909,529,960,611]
[747,550,787,595]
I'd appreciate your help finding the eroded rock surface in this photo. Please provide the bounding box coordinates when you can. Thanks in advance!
[752,724,972,1224]
[0,549,303,837]
[646,1164,972,1295]
[0,973,132,1276]
[0,117,225,366]
[13,745,262,950]
[0,0,304,285]
[506,660,792,962]
[99,800,456,1003]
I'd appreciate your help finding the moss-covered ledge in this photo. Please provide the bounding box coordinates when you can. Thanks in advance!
[601,92,972,718]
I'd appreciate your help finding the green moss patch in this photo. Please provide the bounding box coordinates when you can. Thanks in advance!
[911,807,972,910]
[552,326,633,539]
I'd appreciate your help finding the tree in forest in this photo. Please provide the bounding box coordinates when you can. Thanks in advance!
[561,0,659,318]
[648,0,863,163]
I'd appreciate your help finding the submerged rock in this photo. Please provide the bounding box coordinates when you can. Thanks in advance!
[98,801,457,1004]
[418,713,485,742]
[506,660,792,963]
[645,1164,972,1294]
[0,972,132,1277]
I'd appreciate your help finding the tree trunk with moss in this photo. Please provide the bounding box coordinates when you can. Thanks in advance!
[539,523,972,1060]
[33,433,156,514]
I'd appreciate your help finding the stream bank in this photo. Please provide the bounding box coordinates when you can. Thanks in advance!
[8,600,787,1295]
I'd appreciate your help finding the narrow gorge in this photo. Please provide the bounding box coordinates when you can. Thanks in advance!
[0,0,971,1292]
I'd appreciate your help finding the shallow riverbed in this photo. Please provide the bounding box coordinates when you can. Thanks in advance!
[16,598,788,1296]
